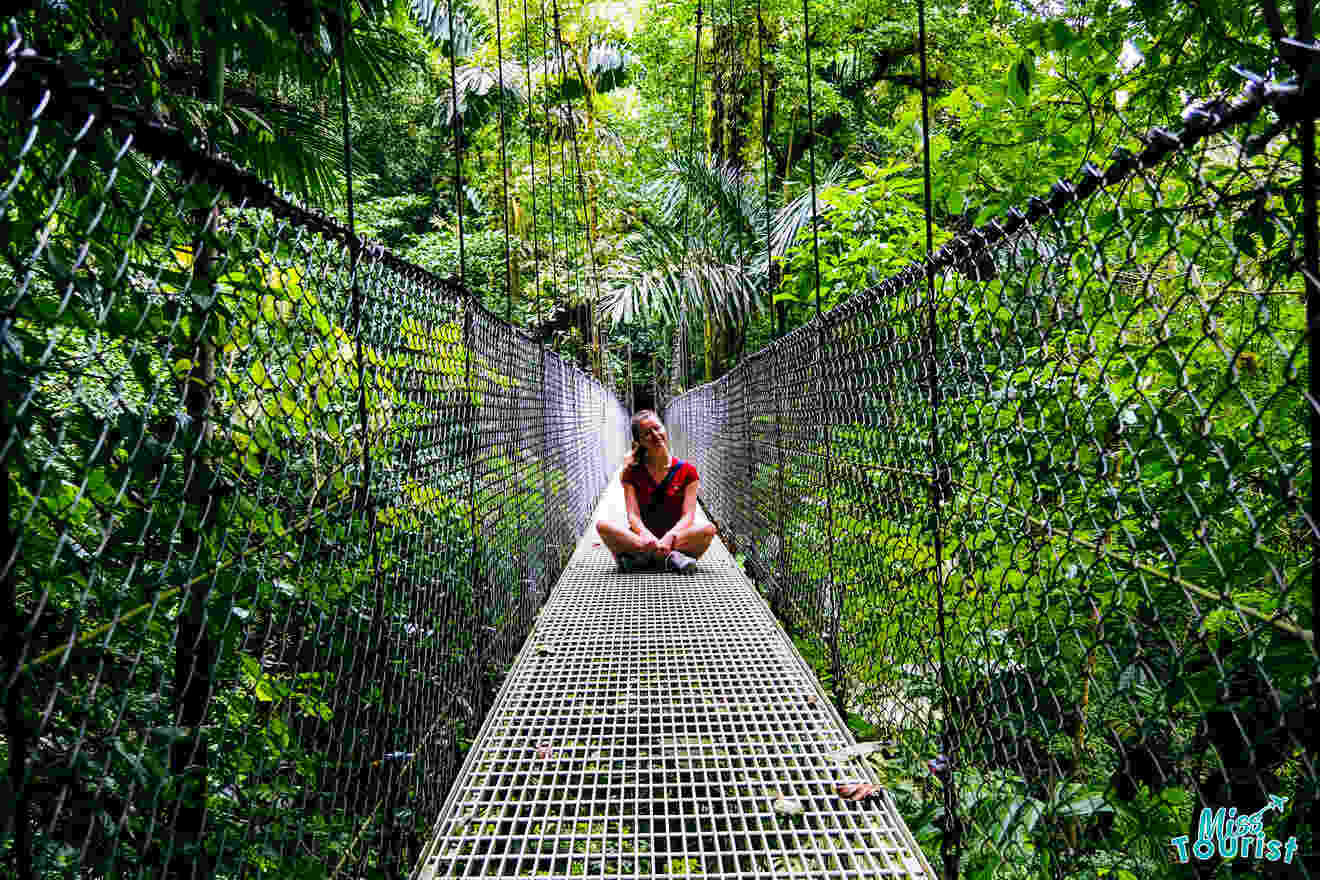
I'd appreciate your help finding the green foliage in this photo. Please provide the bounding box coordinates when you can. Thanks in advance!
[777,158,940,316]
[1,126,559,871]
[8,0,1318,873]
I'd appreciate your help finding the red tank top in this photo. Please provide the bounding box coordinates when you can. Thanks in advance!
[622,459,698,536]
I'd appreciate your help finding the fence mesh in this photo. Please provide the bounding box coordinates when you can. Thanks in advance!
[0,32,628,878]
[666,52,1319,880]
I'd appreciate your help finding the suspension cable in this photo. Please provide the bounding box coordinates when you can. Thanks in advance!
[726,0,741,357]
[800,0,821,318]
[675,0,704,391]
[755,0,777,338]
[916,0,956,871]
[336,1,395,871]
[335,0,374,563]
[521,0,542,328]
[566,128,590,375]
[554,105,580,360]
[550,0,606,378]
[537,0,561,347]
[445,0,465,283]
[799,0,842,723]
[494,0,513,321]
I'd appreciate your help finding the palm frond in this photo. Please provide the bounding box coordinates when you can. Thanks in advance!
[337,24,425,100]
[528,38,639,99]
[409,0,486,58]
[605,207,766,332]
[595,121,626,152]
[435,63,529,127]
[647,155,767,259]
[771,158,851,258]
[586,40,640,91]
[159,95,359,207]
[543,103,589,138]
[529,51,573,80]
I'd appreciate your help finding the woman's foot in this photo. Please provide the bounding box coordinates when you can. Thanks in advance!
[666,550,696,574]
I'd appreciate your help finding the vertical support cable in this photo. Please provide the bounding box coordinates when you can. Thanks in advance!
[556,129,582,370]
[171,197,220,880]
[1297,0,1320,741]
[672,313,683,394]
[462,294,482,727]
[521,0,541,327]
[754,0,777,340]
[456,0,485,712]
[2,325,31,880]
[494,0,513,323]
[801,0,822,323]
[551,0,605,379]
[742,360,753,571]
[537,0,559,356]
[676,0,704,395]
[799,0,841,717]
[752,0,785,616]
[518,0,551,603]
[540,339,550,594]
[338,7,394,871]
[446,0,466,283]
[547,36,581,371]
[916,0,957,873]
[772,344,787,615]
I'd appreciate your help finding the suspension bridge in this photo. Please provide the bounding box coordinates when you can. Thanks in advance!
[2,0,1318,875]
[410,480,934,877]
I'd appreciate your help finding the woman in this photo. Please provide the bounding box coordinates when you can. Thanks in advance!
[596,410,717,573]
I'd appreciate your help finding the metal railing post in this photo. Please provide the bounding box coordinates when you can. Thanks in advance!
[171,204,220,879]
[771,344,787,619]
[743,362,754,571]
[465,299,487,709]
[818,322,843,719]
[1296,0,1320,735]
[915,0,958,867]
[2,317,31,880]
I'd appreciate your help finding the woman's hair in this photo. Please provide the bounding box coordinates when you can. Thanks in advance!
[627,409,661,471]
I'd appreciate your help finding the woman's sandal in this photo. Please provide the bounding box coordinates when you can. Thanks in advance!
[665,550,696,574]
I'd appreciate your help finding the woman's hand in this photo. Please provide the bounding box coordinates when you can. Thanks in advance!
[657,532,676,555]
[635,527,660,555]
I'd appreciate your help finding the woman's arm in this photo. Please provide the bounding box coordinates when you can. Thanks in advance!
[660,480,700,548]
[623,482,660,543]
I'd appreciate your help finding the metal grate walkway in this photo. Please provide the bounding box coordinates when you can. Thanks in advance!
[412,477,936,879]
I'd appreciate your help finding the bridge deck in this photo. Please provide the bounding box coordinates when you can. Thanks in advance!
[412,476,935,878]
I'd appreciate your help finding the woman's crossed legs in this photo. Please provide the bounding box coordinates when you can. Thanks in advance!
[596,520,717,565]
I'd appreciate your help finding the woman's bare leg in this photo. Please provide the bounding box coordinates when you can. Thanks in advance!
[672,523,717,559]
[596,520,650,560]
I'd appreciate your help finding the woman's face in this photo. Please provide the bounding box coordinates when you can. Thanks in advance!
[637,416,667,452]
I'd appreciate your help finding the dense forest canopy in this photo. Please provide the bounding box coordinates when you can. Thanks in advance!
[12,0,1290,397]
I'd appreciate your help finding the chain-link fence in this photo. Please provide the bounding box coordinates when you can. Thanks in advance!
[1,31,628,878]
[666,46,1319,880]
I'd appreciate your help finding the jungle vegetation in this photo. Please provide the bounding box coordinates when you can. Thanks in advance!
[2,0,1315,875]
